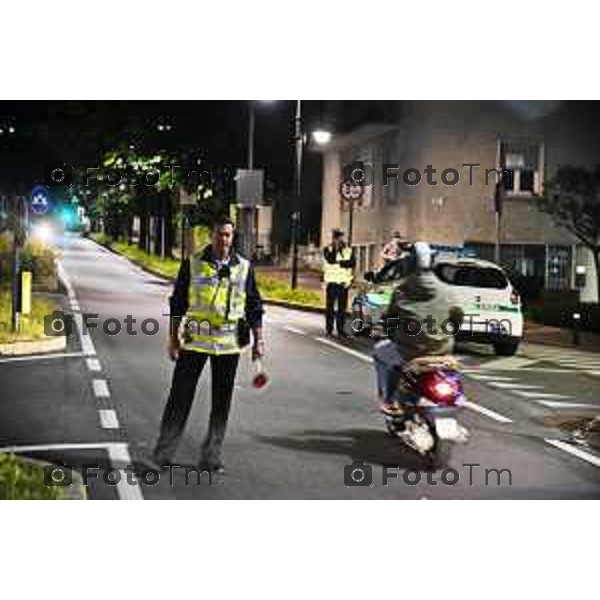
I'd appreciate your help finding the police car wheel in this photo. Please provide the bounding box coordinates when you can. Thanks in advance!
[493,340,520,356]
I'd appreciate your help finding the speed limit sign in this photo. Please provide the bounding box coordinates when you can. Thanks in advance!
[339,179,363,209]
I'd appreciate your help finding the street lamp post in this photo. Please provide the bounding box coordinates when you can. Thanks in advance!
[290,100,303,289]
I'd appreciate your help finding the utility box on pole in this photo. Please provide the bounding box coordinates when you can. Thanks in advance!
[235,169,264,258]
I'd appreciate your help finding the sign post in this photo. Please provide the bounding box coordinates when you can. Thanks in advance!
[179,188,196,260]
[339,179,364,247]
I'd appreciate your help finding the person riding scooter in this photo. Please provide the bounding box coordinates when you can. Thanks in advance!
[372,242,464,414]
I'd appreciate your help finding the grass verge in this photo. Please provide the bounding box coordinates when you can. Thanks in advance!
[0,289,59,344]
[92,233,325,309]
[91,234,180,280]
[0,453,63,500]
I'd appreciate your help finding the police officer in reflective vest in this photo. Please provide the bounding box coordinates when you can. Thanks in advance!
[323,228,355,336]
[153,216,264,472]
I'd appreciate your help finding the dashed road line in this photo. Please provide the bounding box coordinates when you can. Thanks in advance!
[74,313,96,356]
[92,379,110,398]
[283,326,307,335]
[537,400,600,410]
[514,391,572,400]
[466,374,516,381]
[487,382,543,390]
[99,409,120,429]
[86,358,102,372]
[463,400,513,423]
[480,356,538,370]
[545,438,600,468]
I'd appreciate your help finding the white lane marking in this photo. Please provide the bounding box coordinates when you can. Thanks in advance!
[537,400,600,409]
[107,444,144,501]
[74,312,96,356]
[99,409,120,429]
[463,400,513,423]
[0,442,122,453]
[587,371,600,377]
[483,357,537,370]
[283,326,306,335]
[315,336,372,363]
[544,439,600,468]
[86,358,102,372]
[514,391,572,400]
[464,367,583,374]
[466,374,516,381]
[58,260,97,357]
[57,260,76,300]
[488,382,543,390]
[92,379,110,398]
[0,352,84,364]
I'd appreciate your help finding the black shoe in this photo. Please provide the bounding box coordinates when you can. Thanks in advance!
[152,451,176,470]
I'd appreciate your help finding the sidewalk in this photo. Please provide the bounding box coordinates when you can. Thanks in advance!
[522,320,600,353]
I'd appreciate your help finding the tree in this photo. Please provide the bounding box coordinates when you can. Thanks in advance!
[540,165,600,301]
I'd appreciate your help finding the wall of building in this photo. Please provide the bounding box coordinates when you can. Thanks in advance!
[321,102,600,288]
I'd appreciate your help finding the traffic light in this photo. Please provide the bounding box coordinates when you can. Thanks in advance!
[61,205,77,228]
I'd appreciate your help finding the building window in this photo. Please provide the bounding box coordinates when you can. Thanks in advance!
[381,134,397,205]
[546,245,572,290]
[501,141,543,196]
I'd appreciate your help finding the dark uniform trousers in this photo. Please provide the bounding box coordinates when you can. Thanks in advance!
[325,282,349,335]
[154,350,240,467]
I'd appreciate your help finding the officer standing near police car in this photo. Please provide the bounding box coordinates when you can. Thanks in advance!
[153,216,264,473]
[322,228,355,336]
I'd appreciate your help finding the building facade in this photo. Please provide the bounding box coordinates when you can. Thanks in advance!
[320,101,600,301]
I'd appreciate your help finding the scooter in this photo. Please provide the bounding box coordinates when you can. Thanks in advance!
[383,356,470,469]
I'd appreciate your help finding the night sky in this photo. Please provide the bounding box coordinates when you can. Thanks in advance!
[0,100,400,244]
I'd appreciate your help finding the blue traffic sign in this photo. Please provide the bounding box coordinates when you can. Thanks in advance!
[30,185,50,215]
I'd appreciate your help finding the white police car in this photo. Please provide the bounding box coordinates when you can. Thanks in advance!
[351,255,523,356]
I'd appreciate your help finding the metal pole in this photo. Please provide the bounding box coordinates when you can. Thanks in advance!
[494,211,501,264]
[181,207,186,261]
[291,100,302,289]
[248,103,255,171]
[11,196,21,333]
[494,136,502,264]
[348,200,354,247]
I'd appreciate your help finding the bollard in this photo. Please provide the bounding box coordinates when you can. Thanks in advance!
[572,312,581,346]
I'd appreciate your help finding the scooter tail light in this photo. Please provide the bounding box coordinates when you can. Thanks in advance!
[420,372,460,406]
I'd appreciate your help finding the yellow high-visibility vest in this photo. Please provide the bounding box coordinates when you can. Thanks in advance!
[182,253,250,355]
[323,247,354,286]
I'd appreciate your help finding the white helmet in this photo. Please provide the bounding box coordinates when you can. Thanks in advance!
[413,241,433,271]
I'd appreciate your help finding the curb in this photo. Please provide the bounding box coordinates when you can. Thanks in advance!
[0,335,66,357]
[91,237,177,282]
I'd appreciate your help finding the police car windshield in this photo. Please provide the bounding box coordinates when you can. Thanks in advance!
[434,263,508,289]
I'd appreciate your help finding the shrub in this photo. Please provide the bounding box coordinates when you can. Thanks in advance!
[255,274,323,307]
[0,453,63,500]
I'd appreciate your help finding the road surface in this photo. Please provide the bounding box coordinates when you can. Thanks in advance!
[1,234,599,499]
